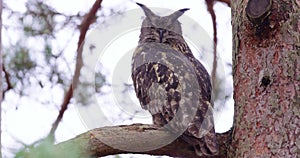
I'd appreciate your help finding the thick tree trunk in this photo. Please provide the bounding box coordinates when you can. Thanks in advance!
[230,0,299,157]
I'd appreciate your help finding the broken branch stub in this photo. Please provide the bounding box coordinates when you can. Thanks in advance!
[246,0,272,25]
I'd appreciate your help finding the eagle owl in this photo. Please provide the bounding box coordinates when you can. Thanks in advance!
[131,3,218,156]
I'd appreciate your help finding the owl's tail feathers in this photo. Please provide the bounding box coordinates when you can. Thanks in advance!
[196,130,219,156]
[181,133,219,156]
[194,140,219,157]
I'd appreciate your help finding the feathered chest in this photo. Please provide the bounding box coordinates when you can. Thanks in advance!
[131,42,211,118]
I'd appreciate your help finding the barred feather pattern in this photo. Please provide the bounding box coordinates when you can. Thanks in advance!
[132,3,218,156]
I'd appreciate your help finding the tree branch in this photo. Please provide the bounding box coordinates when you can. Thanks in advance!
[2,64,13,98]
[216,0,231,7]
[54,124,231,158]
[205,0,218,93]
[48,0,103,138]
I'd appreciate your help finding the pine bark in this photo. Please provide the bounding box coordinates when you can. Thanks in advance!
[230,0,300,157]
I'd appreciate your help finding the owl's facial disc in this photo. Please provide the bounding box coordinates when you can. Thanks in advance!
[138,3,190,43]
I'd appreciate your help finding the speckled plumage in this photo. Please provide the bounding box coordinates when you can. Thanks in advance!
[131,3,218,156]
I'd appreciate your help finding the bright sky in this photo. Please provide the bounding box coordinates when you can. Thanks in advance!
[2,0,232,157]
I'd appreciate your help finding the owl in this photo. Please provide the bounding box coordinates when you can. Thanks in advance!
[131,3,218,156]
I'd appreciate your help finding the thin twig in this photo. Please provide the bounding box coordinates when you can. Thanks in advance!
[216,0,231,7]
[205,0,218,92]
[2,64,13,98]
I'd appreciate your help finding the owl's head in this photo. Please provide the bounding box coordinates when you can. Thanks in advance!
[137,3,189,43]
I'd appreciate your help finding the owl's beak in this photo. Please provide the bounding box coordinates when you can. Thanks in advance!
[158,29,166,43]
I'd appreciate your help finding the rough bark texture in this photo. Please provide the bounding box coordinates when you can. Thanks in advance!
[230,0,300,157]
[54,124,230,158]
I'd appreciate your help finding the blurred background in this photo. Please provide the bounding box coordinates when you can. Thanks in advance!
[1,0,232,157]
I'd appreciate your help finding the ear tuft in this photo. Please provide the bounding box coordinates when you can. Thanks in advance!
[136,2,145,7]
[178,8,190,13]
[168,8,189,23]
[136,2,156,20]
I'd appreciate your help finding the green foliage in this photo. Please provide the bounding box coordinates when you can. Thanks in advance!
[14,138,80,158]
[44,44,52,61]
[22,0,57,36]
[14,139,54,158]
[3,0,81,96]
[8,45,35,72]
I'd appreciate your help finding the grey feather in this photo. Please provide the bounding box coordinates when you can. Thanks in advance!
[132,3,218,156]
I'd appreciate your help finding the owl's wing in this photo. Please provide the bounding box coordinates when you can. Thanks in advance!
[181,57,218,156]
[181,101,219,156]
[132,61,181,127]
[132,43,218,155]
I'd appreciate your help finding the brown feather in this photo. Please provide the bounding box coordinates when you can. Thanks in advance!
[132,3,218,156]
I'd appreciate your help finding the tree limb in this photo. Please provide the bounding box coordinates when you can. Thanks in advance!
[2,63,13,98]
[205,0,218,94]
[204,0,230,99]
[55,124,231,158]
[216,0,231,7]
[48,0,103,138]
